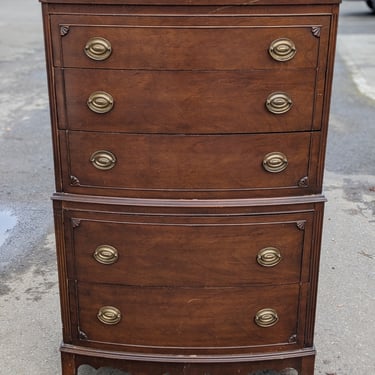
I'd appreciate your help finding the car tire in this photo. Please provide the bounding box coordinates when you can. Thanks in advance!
[367,0,375,10]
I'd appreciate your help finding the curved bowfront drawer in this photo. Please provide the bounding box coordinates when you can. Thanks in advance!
[57,68,318,133]
[60,131,319,198]
[64,210,313,286]
[51,14,330,70]
[75,282,304,351]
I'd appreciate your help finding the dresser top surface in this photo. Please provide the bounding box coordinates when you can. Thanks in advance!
[40,0,341,5]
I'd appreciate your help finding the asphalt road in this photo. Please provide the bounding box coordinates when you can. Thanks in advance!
[0,1,374,374]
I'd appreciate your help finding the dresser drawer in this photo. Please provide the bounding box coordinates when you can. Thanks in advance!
[75,282,304,350]
[57,68,318,133]
[61,131,319,198]
[51,14,330,71]
[64,210,313,287]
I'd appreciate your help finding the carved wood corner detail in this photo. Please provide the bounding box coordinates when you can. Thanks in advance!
[298,176,309,188]
[79,330,88,340]
[70,175,80,186]
[312,26,321,38]
[288,334,297,343]
[71,218,81,228]
[296,221,306,231]
[60,25,70,36]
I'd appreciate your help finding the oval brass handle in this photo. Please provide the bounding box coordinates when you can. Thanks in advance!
[263,152,288,173]
[84,37,112,61]
[257,247,282,267]
[255,308,279,328]
[93,245,119,265]
[266,92,293,115]
[87,91,114,114]
[269,38,296,62]
[97,306,121,325]
[90,150,117,170]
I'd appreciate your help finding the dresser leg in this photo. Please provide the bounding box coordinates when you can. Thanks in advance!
[300,355,315,375]
[61,351,77,375]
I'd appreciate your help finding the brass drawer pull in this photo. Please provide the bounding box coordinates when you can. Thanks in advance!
[255,308,279,328]
[84,37,112,61]
[262,152,288,173]
[266,92,293,114]
[269,38,296,62]
[93,245,119,265]
[257,247,282,267]
[97,306,121,325]
[87,91,114,114]
[90,150,117,170]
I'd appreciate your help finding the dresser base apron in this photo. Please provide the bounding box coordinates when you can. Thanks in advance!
[61,345,316,375]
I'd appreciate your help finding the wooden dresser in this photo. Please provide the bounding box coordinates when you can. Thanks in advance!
[40,0,340,374]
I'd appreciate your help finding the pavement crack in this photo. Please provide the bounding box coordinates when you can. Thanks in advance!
[358,250,375,260]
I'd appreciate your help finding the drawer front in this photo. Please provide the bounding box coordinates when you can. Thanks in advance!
[51,14,330,71]
[57,69,317,133]
[64,210,313,286]
[76,282,303,350]
[61,131,317,198]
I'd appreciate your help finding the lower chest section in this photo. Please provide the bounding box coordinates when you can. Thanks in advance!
[58,201,322,355]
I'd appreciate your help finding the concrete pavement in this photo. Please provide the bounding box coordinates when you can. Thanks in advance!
[0,1,374,374]
[315,2,375,373]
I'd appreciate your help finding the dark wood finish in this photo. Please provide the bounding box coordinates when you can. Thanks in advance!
[40,0,340,373]
[51,14,329,70]
[65,210,313,286]
[61,131,314,197]
[52,198,323,360]
[76,282,301,349]
[52,191,327,209]
[41,0,340,4]
[61,347,316,375]
[57,69,317,133]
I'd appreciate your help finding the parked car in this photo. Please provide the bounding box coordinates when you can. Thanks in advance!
[366,0,375,10]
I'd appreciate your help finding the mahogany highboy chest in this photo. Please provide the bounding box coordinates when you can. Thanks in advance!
[40,0,340,374]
